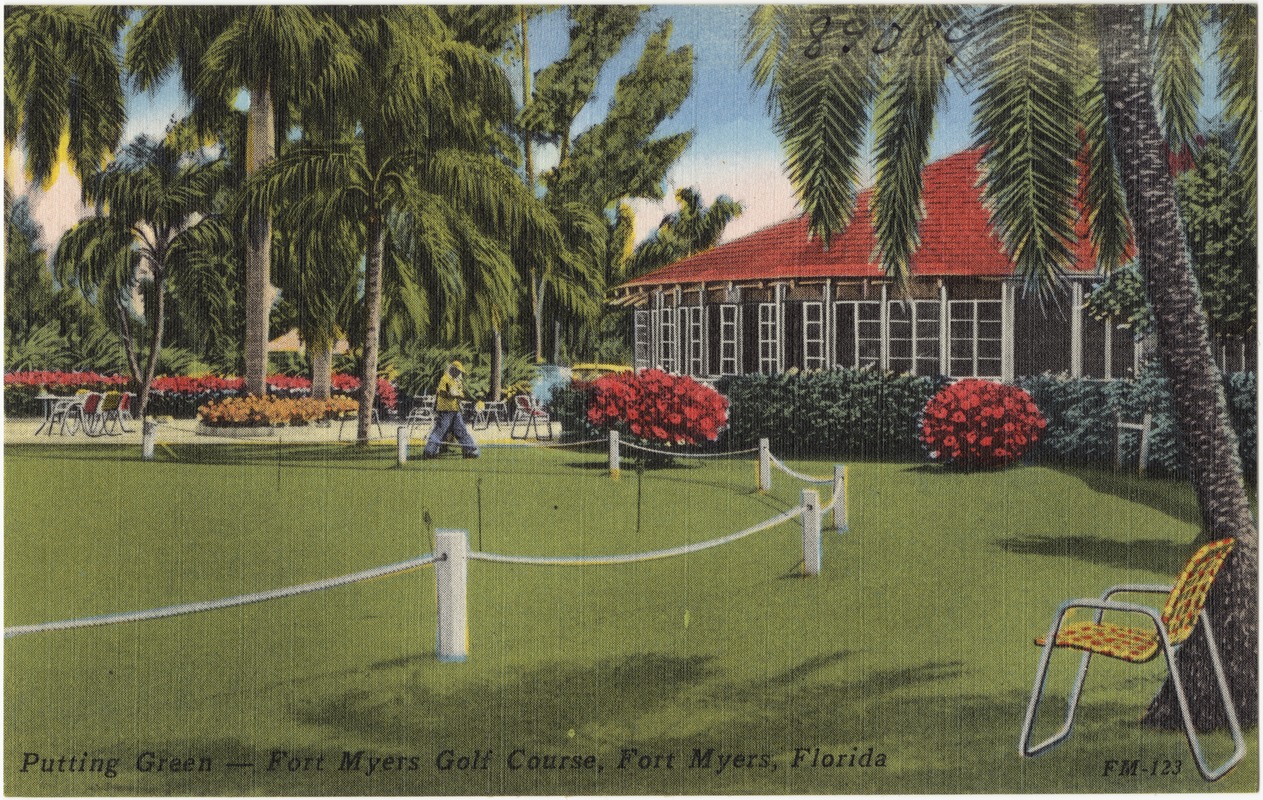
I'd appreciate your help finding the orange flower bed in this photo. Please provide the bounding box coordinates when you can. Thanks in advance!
[198,396,358,427]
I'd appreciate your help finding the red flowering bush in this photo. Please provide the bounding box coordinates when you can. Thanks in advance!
[919,379,1047,469]
[586,369,728,446]
[5,370,129,393]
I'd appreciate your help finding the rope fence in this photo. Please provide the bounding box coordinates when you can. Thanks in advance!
[26,427,852,661]
[4,552,443,639]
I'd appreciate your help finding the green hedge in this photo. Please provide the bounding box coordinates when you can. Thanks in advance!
[1017,364,1256,478]
[554,366,1256,475]
[716,369,948,459]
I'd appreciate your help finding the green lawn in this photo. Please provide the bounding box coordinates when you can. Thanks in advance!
[4,442,1256,794]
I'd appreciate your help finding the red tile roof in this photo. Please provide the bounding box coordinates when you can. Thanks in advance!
[617,149,1103,291]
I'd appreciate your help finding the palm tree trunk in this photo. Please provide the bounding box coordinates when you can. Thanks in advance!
[1098,4,1258,731]
[357,205,386,444]
[532,273,545,363]
[138,271,166,418]
[244,78,276,397]
[490,326,503,401]
[310,340,333,401]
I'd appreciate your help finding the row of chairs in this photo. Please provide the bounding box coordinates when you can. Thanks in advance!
[404,394,552,440]
[49,391,136,436]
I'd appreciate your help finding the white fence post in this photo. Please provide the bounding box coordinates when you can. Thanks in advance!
[832,464,849,533]
[142,419,157,461]
[397,425,409,465]
[435,528,469,662]
[801,489,821,577]
[609,429,620,479]
[758,437,771,493]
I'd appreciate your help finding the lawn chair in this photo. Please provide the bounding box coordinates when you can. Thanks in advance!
[509,394,552,440]
[406,395,436,432]
[95,392,123,435]
[1019,537,1245,781]
[117,392,137,433]
[65,392,105,436]
[47,391,88,435]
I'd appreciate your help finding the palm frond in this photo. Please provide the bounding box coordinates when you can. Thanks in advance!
[872,5,959,288]
[1153,4,1207,150]
[1076,28,1132,276]
[971,5,1083,297]
[1218,4,1257,211]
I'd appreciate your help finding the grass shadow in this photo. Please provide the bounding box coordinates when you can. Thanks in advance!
[1049,465,1203,527]
[994,533,1193,575]
[294,652,718,745]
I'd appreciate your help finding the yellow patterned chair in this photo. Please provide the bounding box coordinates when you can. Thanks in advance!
[1019,537,1245,781]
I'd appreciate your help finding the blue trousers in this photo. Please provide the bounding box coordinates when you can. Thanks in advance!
[424,410,479,457]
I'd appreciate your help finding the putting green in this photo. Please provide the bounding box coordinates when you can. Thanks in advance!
[4,443,1256,794]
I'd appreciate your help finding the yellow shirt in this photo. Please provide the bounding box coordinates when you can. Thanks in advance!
[436,372,464,412]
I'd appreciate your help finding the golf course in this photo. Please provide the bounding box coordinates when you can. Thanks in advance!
[5,442,1254,794]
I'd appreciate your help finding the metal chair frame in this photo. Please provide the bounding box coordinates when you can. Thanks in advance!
[509,394,552,440]
[406,395,436,432]
[1020,583,1246,782]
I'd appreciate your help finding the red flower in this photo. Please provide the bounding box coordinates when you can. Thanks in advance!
[919,379,1045,470]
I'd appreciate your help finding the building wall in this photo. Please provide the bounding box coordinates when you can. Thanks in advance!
[632,277,1142,382]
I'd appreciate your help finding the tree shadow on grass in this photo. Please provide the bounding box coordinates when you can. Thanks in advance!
[1048,465,1203,527]
[994,534,1193,575]
[294,652,718,746]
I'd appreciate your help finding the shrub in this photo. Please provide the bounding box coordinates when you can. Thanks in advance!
[4,370,131,416]
[198,396,357,427]
[585,369,728,446]
[1018,364,1257,477]
[919,379,1047,469]
[717,368,947,458]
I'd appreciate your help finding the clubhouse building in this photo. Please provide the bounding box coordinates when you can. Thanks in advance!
[610,149,1162,384]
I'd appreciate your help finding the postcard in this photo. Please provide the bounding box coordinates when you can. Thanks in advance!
[4,3,1257,795]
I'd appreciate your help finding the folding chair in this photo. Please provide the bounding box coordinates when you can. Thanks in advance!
[1019,537,1245,781]
[510,394,552,440]
[406,395,436,432]
[96,392,123,435]
[66,392,105,436]
[47,391,88,435]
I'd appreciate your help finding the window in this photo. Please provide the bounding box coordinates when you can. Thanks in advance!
[633,310,650,370]
[886,301,941,375]
[949,300,1002,377]
[758,303,780,374]
[719,305,739,375]
[659,308,677,372]
[834,301,882,369]
[682,306,704,376]
[802,302,825,370]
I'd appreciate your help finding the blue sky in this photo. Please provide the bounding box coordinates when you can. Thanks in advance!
[117,6,978,245]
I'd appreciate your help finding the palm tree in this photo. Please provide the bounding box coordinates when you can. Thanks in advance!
[247,7,555,444]
[624,187,744,279]
[126,7,349,397]
[4,5,126,186]
[54,134,230,415]
[747,4,1256,729]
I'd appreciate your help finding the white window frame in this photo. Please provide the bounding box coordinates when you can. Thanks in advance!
[719,305,739,375]
[886,300,941,376]
[659,307,677,373]
[633,310,651,370]
[834,300,882,369]
[802,301,825,371]
[949,300,1003,378]
[682,306,704,376]
[758,302,780,374]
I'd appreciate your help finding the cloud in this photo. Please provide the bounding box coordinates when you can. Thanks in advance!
[4,146,91,251]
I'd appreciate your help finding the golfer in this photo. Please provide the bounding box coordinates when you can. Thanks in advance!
[422,360,480,459]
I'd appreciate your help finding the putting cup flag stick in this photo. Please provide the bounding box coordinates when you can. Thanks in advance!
[758,438,771,493]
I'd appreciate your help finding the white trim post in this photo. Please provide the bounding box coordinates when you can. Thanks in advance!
[142,419,158,461]
[397,424,409,465]
[801,489,821,576]
[758,437,771,492]
[832,464,849,533]
[609,429,620,479]
[435,529,469,663]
